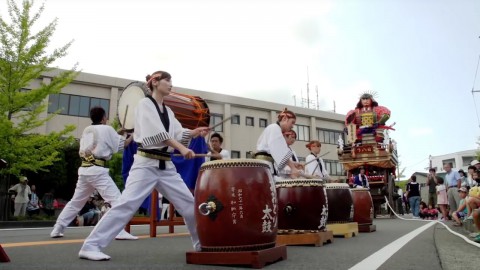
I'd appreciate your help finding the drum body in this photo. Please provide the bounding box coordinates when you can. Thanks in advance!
[195,159,277,252]
[164,92,210,129]
[118,81,210,131]
[325,183,354,223]
[276,179,328,232]
[351,188,373,225]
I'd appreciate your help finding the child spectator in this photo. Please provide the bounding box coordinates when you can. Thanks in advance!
[427,203,438,220]
[452,187,469,226]
[436,176,449,221]
[418,201,428,219]
[466,186,480,220]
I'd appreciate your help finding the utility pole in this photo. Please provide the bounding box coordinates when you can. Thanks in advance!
[306,66,310,109]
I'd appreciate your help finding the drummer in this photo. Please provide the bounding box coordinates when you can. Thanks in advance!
[279,130,299,175]
[254,108,303,179]
[79,70,209,261]
[305,140,331,181]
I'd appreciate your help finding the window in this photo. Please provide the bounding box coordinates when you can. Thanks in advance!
[231,115,240,125]
[462,156,475,166]
[246,116,254,126]
[259,118,267,128]
[442,159,455,169]
[324,159,345,176]
[317,128,345,145]
[48,93,110,118]
[293,125,310,141]
[231,151,241,159]
[210,114,223,132]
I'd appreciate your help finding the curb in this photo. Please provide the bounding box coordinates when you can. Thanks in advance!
[0,220,55,229]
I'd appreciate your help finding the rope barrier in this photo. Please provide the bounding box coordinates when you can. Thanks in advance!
[383,196,480,248]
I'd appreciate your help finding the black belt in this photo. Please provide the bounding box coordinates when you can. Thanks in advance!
[137,148,171,170]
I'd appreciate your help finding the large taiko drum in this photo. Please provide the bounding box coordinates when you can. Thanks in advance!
[350,188,374,226]
[276,178,328,232]
[118,81,210,131]
[195,159,277,252]
[325,183,354,223]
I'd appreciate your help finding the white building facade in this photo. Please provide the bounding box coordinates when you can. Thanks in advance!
[29,70,348,180]
[430,149,477,173]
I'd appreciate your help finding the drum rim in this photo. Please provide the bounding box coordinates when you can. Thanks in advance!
[200,159,271,170]
[117,81,150,130]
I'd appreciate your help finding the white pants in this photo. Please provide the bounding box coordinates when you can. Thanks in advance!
[55,171,121,227]
[14,203,27,216]
[81,166,199,252]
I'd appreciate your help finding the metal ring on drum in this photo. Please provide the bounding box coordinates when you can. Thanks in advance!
[275,178,328,233]
[324,183,354,224]
[194,159,278,252]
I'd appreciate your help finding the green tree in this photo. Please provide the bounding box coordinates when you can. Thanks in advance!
[0,0,79,176]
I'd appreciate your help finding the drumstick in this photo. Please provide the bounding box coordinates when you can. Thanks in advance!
[122,105,129,128]
[208,114,239,131]
[303,151,331,166]
[172,153,213,157]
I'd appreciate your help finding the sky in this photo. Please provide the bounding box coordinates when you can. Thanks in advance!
[2,0,480,178]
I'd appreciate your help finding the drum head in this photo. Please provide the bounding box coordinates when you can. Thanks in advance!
[118,82,149,131]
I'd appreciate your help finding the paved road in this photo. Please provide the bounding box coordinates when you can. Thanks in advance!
[0,216,478,270]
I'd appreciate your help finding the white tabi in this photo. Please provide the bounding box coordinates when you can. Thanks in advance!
[305,153,330,180]
[81,97,200,253]
[53,125,124,230]
[256,123,293,180]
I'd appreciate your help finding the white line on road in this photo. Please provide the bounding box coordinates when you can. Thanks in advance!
[349,222,435,270]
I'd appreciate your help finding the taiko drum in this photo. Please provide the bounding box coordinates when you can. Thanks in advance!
[194,159,277,252]
[350,188,374,226]
[276,179,328,232]
[324,183,354,223]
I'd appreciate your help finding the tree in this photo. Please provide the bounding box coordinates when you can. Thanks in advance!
[0,0,79,176]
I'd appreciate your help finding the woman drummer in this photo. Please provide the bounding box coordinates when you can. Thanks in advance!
[79,70,209,261]
[254,108,303,179]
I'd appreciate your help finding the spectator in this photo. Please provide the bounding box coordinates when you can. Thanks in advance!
[471,160,480,171]
[78,196,101,226]
[427,203,439,220]
[436,176,450,221]
[406,175,421,218]
[26,184,41,217]
[471,209,480,242]
[395,185,404,215]
[8,176,31,217]
[419,201,428,219]
[426,168,437,207]
[444,163,461,216]
[42,189,56,217]
[458,169,470,190]
[206,133,230,161]
[467,166,477,188]
[452,187,469,226]
[466,186,480,220]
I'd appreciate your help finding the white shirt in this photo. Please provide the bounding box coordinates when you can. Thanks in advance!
[256,123,292,174]
[305,153,330,179]
[206,149,231,161]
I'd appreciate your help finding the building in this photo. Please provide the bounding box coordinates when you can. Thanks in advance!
[28,69,348,180]
[430,150,477,173]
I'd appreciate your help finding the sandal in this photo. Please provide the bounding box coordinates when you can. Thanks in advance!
[453,222,462,227]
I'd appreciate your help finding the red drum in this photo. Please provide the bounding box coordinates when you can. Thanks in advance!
[164,92,210,129]
[325,183,354,223]
[276,179,328,232]
[351,188,374,226]
[195,159,277,252]
[118,81,210,131]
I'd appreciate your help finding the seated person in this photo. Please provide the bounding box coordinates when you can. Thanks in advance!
[466,186,480,220]
[78,196,101,226]
[452,187,469,226]
[426,203,438,220]
[418,201,428,219]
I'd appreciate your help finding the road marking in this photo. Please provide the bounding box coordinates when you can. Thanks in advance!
[349,222,435,270]
[2,233,189,248]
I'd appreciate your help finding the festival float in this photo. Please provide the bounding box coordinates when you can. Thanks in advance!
[338,92,398,220]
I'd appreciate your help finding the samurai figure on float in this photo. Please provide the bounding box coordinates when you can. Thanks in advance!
[345,91,392,144]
